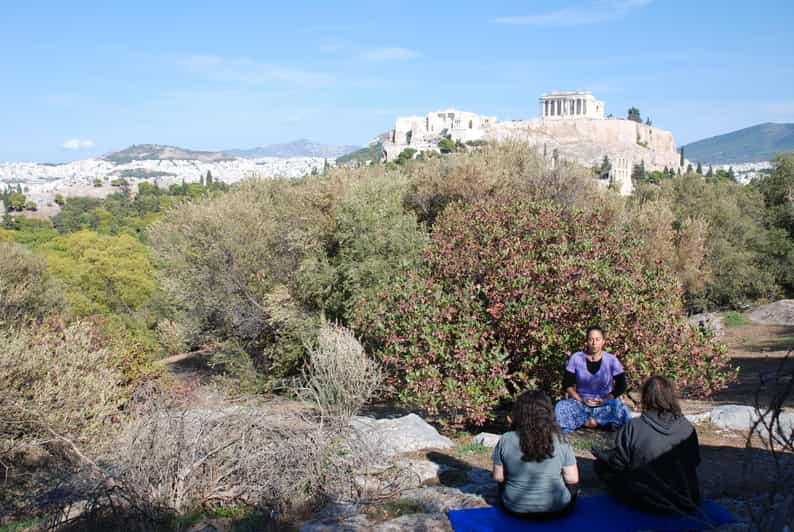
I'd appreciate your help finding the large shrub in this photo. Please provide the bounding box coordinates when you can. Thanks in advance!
[357,197,733,426]
[0,241,64,324]
[148,178,330,386]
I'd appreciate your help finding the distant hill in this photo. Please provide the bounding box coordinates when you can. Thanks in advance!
[225,139,361,159]
[103,144,232,164]
[336,132,389,165]
[683,123,794,164]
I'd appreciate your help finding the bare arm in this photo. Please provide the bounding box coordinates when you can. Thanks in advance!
[492,464,504,483]
[562,464,579,485]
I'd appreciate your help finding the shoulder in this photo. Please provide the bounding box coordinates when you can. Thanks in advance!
[603,352,624,367]
[569,351,586,363]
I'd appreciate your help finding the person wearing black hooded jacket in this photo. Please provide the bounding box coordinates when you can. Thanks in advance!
[592,375,701,513]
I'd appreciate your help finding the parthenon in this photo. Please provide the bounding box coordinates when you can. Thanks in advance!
[540,91,604,120]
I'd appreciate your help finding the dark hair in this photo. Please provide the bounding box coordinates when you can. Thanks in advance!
[640,375,682,416]
[511,390,560,462]
[586,325,606,338]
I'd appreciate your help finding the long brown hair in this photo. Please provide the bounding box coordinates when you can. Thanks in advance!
[641,375,682,416]
[511,390,560,462]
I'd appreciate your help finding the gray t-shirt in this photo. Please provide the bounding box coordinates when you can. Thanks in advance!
[492,431,576,513]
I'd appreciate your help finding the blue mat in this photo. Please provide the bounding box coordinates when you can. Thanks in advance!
[447,496,735,532]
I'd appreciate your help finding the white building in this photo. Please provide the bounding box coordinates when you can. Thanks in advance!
[539,91,605,120]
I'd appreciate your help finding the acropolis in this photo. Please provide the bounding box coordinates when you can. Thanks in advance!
[382,91,684,196]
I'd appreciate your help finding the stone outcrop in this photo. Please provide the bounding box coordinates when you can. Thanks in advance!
[351,413,454,455]
[382,91,684,196]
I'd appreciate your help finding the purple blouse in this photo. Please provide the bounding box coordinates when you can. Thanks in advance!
[565,351,624,400]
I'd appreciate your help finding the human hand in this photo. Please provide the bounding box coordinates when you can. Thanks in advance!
[583,398,600,407]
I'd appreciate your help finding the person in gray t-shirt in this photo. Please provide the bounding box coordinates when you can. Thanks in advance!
[492,390,579,517]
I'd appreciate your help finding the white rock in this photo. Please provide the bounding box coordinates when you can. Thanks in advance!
[685,411,712,424]
[351,414,454,456]
[710,405,758,430]
[472,432,500,448]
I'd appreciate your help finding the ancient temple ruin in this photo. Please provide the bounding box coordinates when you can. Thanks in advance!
[539,91,604,120]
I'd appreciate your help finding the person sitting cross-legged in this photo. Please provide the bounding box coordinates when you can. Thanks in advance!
[592,375,701,513]
[492,390,580,519]
[554,325,632,432]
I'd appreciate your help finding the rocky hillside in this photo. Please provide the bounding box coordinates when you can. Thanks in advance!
[683,123,794,164]
[103,144,232,164]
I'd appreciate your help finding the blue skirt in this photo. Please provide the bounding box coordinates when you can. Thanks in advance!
[554,398,632,432]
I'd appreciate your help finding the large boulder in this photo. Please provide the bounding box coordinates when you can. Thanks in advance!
[351,413,454,456]
[749,299,794,326]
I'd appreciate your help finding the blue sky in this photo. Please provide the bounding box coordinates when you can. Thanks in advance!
[2,0,793,162]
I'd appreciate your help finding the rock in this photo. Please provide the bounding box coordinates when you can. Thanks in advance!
[710,405,758,430]
[400,486,489,513]
[400,459,445,484]
[472,432,500,448]
[688,312,725,337]
[351,414,454,455]
[709,405,794,444]
[749,299,794,325]
[372,512,451,531]
[685,411,712,424]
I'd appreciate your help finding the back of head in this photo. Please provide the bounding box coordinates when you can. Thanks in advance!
[641,375,682,416]
[511,390,559,462]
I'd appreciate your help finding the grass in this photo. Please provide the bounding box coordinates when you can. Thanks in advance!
[0,519,38,532]
[724,310,750,328]
[457,441,490,456]
[365,498,425,522]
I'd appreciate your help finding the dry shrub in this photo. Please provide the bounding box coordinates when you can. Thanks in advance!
[628,199,711,298]
[50,405,404,530]
[0,319,124,468]
[300,322,383,419]
[0,241,65,324]
[403,142,600,226]
[154,318,189,356]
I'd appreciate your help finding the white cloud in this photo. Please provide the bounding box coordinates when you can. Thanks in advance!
[62,138,95,150]
[491,0,651,26]
[360,47,420,62]
[181,54,334,87]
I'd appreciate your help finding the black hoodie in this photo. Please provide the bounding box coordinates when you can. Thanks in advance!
[597,411,701,513]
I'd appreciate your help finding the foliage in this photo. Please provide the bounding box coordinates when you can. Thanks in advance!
[0,242,65,324]
[723,310,749,328]
[299,322,382,419]
[0,320,125,464]
[336,142,383,165]
[402,142,601,227]
[634,173,781,309]
[148,178,329,386]
[356,197,733,426]
[438,138,457,154]
[395,148,417,165]
[627,107,641,122]
[297,171,427,324]
[40,230,156,316]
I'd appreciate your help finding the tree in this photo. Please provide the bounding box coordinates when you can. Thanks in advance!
[706,165,714,177]
[438,138,456,154]
[631,160,646,182]
[599,155,612,179]
[205,171,213,186]
[686,163,694,174]
[728,166,736,181]
[54,193,65,206]
[680,147,685,167]
[395,148,417,165]
[645,117,652,126]
[696,162,703,175]
[7,192,26,211]
[627,107,642,122]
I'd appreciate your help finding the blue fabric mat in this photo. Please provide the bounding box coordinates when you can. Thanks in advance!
[447,496,735,532]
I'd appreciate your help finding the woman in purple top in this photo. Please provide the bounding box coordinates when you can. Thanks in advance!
[554,326,632,432]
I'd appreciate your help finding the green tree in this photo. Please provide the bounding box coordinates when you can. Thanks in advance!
[54,193,65,206]
[438,138,456,154]
[696,162,703,175]
[680,147,685,167]
[395,148,418,165]
[627,107,641,122]
[206,171,213,186]
[41,230,156,315]
[706,165,713,177]
[7,192,26,211]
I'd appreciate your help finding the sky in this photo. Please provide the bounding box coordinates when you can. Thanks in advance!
[2,0,794,162]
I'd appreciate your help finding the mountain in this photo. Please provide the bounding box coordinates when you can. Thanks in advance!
[683,123,794,164]
[225,139,361,159]
[336,132,390,165]
[103,144,232,164]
